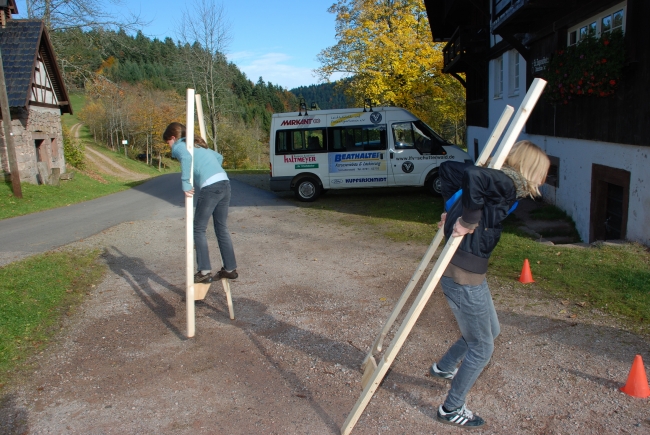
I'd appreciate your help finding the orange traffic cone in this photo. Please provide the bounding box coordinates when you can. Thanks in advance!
[518,259,535,283]
[620,355,650,398]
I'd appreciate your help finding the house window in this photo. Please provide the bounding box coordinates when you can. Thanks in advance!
[508,50,520,96]
[567,2,626,46]
[545,155,560,188]
[493,56,503,99]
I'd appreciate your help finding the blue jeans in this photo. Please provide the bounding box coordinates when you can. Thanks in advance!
[437,276,500,410]
[194,180,237,272]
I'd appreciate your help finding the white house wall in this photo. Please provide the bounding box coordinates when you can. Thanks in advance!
[31,60,58,106]
[467,55,649,245]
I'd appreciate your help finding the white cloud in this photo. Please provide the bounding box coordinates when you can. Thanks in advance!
[228,52,320,90]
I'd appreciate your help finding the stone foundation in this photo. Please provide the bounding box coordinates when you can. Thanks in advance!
[0,106,66,185]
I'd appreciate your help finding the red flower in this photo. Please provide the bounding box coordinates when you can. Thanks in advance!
[604,40,610,46]
[602,58,607,63]
[578,80,583,85]
[600,91,606,96]
[588,89,593,94]
[609,79,616,85]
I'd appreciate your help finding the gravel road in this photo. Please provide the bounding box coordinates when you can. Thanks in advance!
[1,174,648,435]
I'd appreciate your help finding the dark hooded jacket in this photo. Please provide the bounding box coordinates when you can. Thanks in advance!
[439,161,517,275]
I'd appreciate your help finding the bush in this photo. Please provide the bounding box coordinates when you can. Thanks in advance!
[62,124,85,169]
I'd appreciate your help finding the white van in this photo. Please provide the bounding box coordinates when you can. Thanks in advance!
[269,107,472,201]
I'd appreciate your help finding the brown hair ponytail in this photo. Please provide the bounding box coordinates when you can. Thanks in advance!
[194,136,209,149]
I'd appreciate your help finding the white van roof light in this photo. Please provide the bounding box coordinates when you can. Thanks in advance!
[363,98,373,112]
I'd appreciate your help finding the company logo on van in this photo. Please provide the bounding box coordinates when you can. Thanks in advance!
[334,152,382,162]
[401,161,414,173]
[280,118,320,126]
[370,112,382,124]
[331,113,363,126]
[284,155,316,163]
[345,177,387,183]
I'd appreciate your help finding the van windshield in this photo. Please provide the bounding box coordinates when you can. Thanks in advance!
[392,121,447,154]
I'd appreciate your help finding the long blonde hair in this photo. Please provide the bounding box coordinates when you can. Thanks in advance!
[505,140,550,197]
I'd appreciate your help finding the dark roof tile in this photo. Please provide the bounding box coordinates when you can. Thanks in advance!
[0,20,43,107]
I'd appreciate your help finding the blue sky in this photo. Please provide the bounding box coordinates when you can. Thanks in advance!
[14,0,340,90]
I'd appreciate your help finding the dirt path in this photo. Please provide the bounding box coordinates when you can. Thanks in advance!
[71,123,148,182]
[1,178,648,435]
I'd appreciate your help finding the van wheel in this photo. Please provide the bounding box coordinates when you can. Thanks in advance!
[425,172,442,196]
[294,177,321,202]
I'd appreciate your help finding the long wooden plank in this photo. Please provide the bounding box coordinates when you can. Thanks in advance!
[195,94,207,143]
[186,88,196,338]
[360,104,514,373]
[341,79,547,435]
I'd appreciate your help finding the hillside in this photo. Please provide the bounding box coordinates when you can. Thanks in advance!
[290,81,350,110]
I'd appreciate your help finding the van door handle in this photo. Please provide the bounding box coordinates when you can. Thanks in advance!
[390,152,394,159]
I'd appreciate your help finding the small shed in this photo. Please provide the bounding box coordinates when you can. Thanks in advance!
[0,9,72,185]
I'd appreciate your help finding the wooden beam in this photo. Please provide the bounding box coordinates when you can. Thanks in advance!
[186,88,196,338]
[0,47,22,198]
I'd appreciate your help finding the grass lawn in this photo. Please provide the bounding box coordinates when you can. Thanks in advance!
[0,172,140,220]
[300,188,650,331]
[0,249,106,384]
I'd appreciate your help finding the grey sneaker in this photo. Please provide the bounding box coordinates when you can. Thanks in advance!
[429,362,458,380]
[194,271,212,283]
[216,268,238,280]
[436,404,485,429]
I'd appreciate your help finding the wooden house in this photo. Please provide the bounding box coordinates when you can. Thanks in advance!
[0,0,72,185]
[424,0,649,245]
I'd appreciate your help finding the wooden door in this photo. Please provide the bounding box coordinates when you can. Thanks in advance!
[590,164,630,242]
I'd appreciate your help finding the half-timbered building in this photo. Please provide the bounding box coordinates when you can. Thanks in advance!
[424,0,649,245]
[0,1,72,185]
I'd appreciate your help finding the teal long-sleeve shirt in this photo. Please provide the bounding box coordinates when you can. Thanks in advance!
[171,138,228,192]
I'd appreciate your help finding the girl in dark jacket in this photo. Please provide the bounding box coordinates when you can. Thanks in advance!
[431,140,550,429]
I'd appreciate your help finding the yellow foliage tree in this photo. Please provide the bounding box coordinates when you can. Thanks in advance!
[317,0,465,143]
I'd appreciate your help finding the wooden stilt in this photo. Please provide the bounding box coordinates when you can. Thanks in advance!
[194,282,211,300]
[195,95,236,320]
[221,279,235,320]
[341,79,547,435]
[186,88,196,338]
[195,94,207,143]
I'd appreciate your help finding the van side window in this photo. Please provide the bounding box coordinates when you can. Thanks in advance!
[276,129,326,154]
[392,121,447,155]
[328,125,386,152]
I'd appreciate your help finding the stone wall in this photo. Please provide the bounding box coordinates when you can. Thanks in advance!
[0,106,66,184]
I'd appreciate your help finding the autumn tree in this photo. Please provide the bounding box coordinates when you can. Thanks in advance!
[80,78,185,167]
[316,0,465,142]
[178,0,233,152]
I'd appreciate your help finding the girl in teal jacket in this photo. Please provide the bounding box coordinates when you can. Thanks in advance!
[164,122,238,283]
